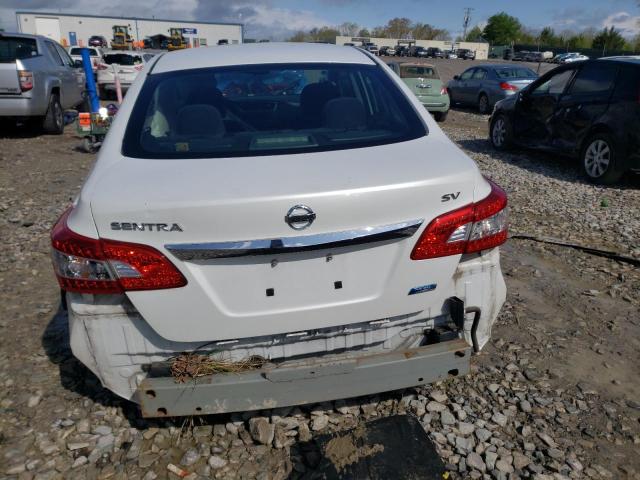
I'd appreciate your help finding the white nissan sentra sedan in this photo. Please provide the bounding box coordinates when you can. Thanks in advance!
[51,43,507,417]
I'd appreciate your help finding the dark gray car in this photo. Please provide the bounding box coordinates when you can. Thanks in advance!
[447,64,538,114]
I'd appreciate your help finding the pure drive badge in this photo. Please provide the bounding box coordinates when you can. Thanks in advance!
[110,222,183,232]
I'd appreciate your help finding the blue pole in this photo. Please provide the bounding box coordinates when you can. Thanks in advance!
[80,48,100,113]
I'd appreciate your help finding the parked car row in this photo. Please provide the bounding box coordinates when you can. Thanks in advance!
[375,45,475,59]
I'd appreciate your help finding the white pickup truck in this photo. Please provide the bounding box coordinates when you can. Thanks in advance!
[0,33,85,133]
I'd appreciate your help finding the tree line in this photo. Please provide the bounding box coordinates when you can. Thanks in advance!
[466,12,639,53]
[287,12,640,53]
[288,18,450,43]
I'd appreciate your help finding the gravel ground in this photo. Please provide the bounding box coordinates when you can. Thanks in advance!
[1,111,639,480]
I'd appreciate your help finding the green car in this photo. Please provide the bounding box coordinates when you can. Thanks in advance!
[390,62,450,122]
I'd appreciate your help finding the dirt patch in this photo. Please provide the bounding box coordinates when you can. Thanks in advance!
[323,423,384,472]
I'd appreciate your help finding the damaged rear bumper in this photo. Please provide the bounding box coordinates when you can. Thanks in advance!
[138,338,470,417]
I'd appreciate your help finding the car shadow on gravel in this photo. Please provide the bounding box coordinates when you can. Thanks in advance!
[0,121,48,139]
[456,138,640,189]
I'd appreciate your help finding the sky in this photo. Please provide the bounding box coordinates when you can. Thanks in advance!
[0,0,639,41]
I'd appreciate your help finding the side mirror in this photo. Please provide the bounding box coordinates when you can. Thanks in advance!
[453,75,460,81]
[73,59,83,68]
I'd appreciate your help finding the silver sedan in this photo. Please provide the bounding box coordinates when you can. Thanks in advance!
[447,64,538,114]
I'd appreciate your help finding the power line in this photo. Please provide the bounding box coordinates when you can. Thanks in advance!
[462,7,473,40]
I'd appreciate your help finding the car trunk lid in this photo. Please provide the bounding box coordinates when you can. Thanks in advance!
[89,136,480,342]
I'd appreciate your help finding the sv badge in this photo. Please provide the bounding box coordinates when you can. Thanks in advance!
[441,192,461,202]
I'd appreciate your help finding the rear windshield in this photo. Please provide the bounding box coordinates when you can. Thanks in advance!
[400,66,438,79]
[495,67,537,79]
[0,37,38,63]
[104,54,142,65]
[70,47,99,56]
[122,63,427,159]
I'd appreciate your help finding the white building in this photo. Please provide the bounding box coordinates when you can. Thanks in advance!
[335,36,489,60]
[16,11,243,48]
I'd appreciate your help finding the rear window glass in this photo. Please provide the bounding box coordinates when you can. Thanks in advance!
[495,68,537,79]
[123,63,427,159]
[0,37,38,63]
[104,54,142,65]
[612,65,640,101]
[70,47,99,56]
[570,63,617,94]
[400,66,438,79]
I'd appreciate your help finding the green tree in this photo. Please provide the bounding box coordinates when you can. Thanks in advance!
[464,25,483,42]
[539,27,560,47]
[592,26,626,52]
[358,28,371,37]
[287,31,307,42]
[385,17,412,39]
[371,26,386,37]
[339,22,359,36]
[412,22,448,40]
[483,12,522,45]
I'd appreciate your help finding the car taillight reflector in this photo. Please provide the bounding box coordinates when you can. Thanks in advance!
[499,82,518,91]
[97,63,108,70]
[134,64,143,71]
[18,71,33,91]
[51,208,187,294]
[440,86,448,95]
[411,179,508,260]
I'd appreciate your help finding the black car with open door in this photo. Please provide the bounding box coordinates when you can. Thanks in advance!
[489,58,640,184]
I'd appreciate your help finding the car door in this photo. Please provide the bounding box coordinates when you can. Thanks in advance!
[449,68,474,105]
[467,67,487,104]
[44,41,80,109]
[55,43,84,107]
[512,67,576,147]
[551,62,618,154]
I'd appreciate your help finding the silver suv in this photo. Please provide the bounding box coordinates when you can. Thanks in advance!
[0,33,85,134]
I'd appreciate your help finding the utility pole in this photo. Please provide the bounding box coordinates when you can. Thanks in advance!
[462,7,473,41]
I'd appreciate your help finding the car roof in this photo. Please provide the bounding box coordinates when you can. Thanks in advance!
[472,64,532,70]
[399,62,435,68]
[599,56,640,65]
[0,31,49,41]
[152,42,375,74]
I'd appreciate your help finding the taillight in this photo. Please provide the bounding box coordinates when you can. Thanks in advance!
[18,71,33,92]
[96,63,108,70]
[499,82,518,91]
[440,86,448,96]
[51,208,187,294]
[134,64,143,71]
[411,179,508,260]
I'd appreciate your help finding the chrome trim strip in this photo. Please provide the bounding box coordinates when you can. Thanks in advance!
[165,219,423,260]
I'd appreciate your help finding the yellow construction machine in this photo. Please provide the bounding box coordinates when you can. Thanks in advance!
[111,25,133,50]
[168,28,187,51]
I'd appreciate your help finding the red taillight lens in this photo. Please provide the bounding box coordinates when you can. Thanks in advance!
[134,64,143,71]
[51,208,187,294]
[499,82,518,91]
[18,71,33,91]
[440,86,448,96]
[411,179,508,260]
[96,63,108,70]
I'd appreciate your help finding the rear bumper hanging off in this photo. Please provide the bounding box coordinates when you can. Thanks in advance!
[138,338,470,417]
